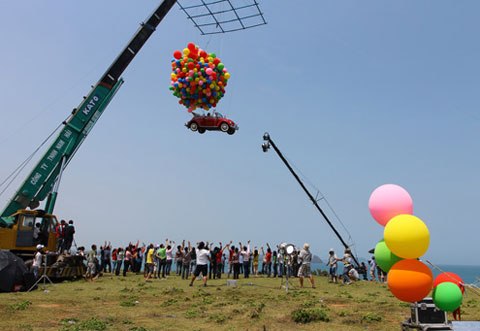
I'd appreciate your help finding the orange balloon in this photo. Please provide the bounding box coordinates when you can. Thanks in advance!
[388,259,433,303]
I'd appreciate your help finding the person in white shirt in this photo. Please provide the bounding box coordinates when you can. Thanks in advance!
[298,243,315,288]
[190,242,210,287]
[239,241,250,278]
[32,244,44,278]
[327,249,338,283]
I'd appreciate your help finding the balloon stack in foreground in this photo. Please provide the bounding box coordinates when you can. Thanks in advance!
[170,42,230,112]
[369,184,463,312]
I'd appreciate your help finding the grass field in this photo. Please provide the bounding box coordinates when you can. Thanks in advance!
[1,273,479,331]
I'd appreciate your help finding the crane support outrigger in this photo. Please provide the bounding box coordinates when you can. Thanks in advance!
[0,0,177,256]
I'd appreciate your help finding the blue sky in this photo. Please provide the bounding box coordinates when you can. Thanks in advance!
[0,1,479,265]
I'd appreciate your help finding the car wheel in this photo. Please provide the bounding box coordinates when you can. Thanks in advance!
[190,122,198,132]
[227,128,235,135]
[220,122,229,132]
[198,128,206,134]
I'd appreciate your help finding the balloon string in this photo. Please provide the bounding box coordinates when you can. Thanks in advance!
[425,260,480,297]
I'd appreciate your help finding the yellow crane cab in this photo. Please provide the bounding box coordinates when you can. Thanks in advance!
[0,209,58,258]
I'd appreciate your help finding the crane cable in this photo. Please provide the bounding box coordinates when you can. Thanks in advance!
[0,120,65,199]
[284,155,357,251]
[425,260,480,297]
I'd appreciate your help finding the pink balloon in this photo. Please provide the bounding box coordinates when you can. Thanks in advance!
[369,184,413,226]
[206,68,213,75]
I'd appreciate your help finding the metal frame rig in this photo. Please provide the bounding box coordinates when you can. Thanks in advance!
[177,0,267,35]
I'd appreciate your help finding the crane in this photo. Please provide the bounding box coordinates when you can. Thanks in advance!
[0,0,177,256]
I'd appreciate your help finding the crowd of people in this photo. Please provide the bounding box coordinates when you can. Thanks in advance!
[73,239,318,287]
[32,231,387,288]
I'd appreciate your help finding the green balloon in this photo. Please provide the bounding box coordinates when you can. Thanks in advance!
[433,282,463,312]
[374,239,403,272]
[217,63,224,71]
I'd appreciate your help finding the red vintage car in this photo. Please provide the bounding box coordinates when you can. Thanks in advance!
[185,112,239,135]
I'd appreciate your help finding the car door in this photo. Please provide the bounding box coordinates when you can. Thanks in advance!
[203,114,216,127]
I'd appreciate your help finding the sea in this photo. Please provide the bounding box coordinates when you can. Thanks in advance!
[310,263,480,285]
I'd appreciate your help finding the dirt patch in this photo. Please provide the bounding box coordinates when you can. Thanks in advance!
[37,303,62,308]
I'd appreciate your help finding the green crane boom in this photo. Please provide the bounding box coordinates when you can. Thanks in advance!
[0,0,177,226]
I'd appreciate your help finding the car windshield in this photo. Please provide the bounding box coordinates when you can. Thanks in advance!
[215,112,224,118]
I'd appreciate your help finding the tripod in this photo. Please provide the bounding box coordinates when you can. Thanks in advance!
[280,258,295,293]
[28,254,53,292]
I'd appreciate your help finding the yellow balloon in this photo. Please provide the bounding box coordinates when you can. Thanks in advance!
[183,48,190,55]
[384,214,429,259]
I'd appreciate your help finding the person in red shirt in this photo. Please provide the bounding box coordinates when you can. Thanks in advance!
[265,243,273,277]
[215,241,232,279]
[55,220,66,253]
[111,248,118,273]
[228,246,235,278]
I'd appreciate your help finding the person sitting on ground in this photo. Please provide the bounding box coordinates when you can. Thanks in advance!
[298,243,316,288]
[348,266,360,282]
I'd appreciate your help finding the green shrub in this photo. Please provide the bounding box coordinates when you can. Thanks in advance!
[120,298,139,307]
[250,303,266,319]
[130,327,149,331]
[60,317,107,331]
[163,298,178,306]
[161,287,184,295]
[7,300,32,311]
[291,308,330,323]
[185,309,199,318]
[209,313,227,323]
[362,312,382,322]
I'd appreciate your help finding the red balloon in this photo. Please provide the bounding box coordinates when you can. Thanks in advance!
[173,50,182,60]
[433,272,465,294]
[187,62,195,70]
[187,42,196,52]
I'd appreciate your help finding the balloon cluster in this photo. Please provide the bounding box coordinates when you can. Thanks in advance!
[169,42,231,112]
[369,184,464,312]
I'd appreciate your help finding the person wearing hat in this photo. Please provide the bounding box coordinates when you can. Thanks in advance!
[32,244,44,278]
[327,249,338,283]
[297,243,315,288]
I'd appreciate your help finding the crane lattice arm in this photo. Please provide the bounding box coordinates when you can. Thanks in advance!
[0,0,177,224]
